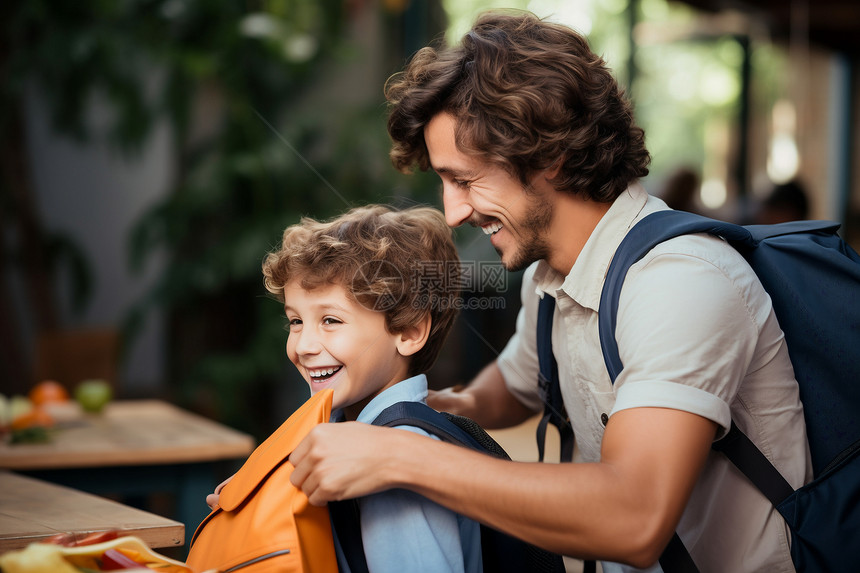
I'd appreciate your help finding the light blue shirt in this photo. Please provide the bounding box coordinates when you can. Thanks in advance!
[331,374,483,573]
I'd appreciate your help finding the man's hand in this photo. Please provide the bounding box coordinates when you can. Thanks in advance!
[427,362,535,429]
[427,385,476,416]
[289,422,412,506]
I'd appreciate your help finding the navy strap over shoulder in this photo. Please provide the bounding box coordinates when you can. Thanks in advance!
[536,295,575,463]
[535,209,860,571]
[597,210,840,383]
[371,401,488,452]
[598,210,860,473]
[592,209,860,572]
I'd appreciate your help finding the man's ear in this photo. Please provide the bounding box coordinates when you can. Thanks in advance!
[544,158,563,182]
[395,313,432,357]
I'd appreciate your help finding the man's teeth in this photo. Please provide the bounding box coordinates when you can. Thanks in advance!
[482,222,502,235]
[309,366,341,379]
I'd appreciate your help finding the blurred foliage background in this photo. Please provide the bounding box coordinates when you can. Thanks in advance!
[2,0,446,439]
[2,0,802,442]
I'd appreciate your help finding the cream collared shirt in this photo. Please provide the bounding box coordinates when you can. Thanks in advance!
[498,182,810,573]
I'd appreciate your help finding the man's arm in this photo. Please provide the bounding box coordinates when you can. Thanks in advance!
[427,360,536,429]
[290,405,717,568]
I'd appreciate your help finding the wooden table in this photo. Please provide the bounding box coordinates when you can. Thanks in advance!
[0,471,184,553]
[0,400,254,552]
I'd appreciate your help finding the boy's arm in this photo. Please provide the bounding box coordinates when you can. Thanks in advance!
[290,405,716,569]
[427,360,536,429]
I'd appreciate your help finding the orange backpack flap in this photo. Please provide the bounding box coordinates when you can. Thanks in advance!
[186,389,337,573]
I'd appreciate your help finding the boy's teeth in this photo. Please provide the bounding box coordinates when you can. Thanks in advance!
[309,366,340,378]
[482,222,502,235]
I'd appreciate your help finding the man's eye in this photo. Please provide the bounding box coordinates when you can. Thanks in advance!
[454,179,471,189]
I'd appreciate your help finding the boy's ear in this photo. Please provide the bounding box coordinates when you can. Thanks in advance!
[395,313,432,357]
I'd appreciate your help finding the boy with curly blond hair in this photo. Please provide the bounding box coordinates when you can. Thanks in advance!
[214,205,482,572]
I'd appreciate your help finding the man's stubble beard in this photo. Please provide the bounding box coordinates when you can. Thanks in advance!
[498,195,554,272]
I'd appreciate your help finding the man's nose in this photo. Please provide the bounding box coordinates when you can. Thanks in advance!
[442,184,473,228]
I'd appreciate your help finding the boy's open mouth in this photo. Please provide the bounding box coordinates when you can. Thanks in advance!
[308,366,343,382]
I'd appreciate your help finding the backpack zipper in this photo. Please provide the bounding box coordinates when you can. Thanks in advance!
[819,437,860,476]
[222,549,291,572]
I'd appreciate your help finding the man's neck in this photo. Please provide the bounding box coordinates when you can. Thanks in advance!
[546,193,613,276]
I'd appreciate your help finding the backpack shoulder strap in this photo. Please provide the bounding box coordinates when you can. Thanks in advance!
[536,295,575,463]
[598,210,797,572]
[536,296,592,571]
[598,210,755,380]
[372,401,491,452]
[599,211,794,487]
[597,210,840,379]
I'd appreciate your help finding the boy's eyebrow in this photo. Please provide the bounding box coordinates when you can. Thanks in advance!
[283,302,352,314]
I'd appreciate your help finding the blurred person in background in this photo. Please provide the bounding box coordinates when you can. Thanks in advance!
[753,179,811,224]
[659,166,703,215]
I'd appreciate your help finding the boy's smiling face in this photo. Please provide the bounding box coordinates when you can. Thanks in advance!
[284,280,412,420]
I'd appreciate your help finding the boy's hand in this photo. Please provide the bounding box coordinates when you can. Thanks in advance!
[206,474,235,509]
[290,422,407,506]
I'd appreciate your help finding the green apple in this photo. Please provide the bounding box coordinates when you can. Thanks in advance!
[75,380,113,413]
[9,395,33,422]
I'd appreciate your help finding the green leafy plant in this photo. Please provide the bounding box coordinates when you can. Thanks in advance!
[2,0,443,437]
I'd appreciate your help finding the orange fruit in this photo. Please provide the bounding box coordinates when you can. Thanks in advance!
[10,407,54,430]
[28,380,70,405]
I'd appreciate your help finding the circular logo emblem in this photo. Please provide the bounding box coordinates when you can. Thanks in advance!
[352,260,404,312]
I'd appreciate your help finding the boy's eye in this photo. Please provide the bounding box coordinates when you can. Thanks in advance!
[286,318,302,331]
[322,317,342,326]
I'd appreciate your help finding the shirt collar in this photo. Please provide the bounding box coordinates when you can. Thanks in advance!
[331,374,429,424]
[532,181,651,311]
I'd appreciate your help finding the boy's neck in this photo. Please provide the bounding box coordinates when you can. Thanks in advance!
[341,370,419,422]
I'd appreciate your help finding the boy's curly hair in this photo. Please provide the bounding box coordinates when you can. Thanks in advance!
[262,205,460,376]
[385,10,650,202]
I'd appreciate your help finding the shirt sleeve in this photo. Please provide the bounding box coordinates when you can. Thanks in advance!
[611,243,765,437]
[496,265,544,413]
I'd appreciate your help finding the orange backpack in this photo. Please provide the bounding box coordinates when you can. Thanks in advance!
[186,389,337,573]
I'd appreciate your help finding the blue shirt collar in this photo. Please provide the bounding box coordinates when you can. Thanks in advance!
[330,374,429,424]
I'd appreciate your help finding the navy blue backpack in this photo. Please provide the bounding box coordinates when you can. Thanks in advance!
[330,401,566,573]
[536,210,860,572]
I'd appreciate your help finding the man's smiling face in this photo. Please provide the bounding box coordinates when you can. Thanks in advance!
[423,112,555,272]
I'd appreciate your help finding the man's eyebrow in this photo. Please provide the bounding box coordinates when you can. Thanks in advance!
[433,165,478,178]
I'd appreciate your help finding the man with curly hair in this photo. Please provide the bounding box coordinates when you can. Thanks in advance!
[290,12,810,573]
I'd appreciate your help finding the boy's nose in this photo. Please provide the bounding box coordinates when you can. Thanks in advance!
[294,330,322,356]
[442,184,473,228]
